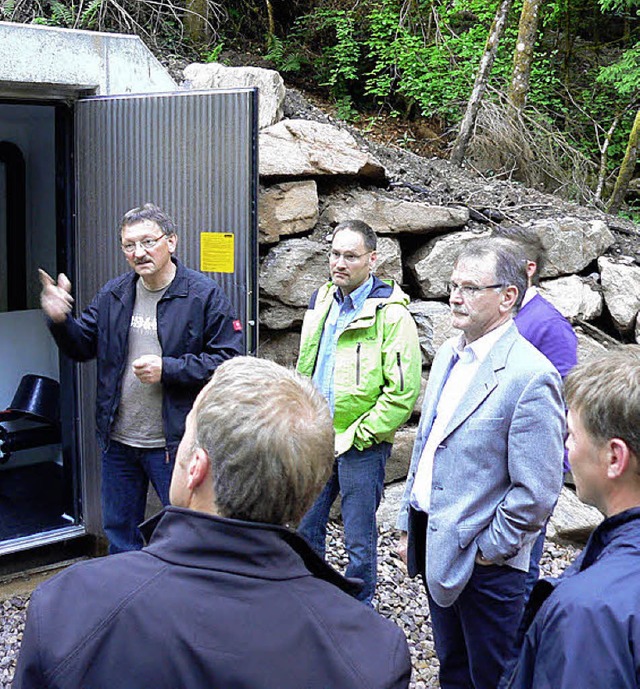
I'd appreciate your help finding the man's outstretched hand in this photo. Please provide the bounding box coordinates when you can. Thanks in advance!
[39,269,74,323]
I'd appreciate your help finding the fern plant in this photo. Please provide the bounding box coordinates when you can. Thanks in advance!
[0,0,16,20]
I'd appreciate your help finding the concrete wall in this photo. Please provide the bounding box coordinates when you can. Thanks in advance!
[0,21,176,97]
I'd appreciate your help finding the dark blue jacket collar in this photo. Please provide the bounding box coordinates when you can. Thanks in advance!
[523,506,640,631]
[141,506,362,596]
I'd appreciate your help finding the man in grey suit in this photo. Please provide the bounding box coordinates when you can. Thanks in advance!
[396,237,565,689]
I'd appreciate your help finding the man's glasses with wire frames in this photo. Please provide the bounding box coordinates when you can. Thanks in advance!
[121,234,167,255]
[447,282,504,298]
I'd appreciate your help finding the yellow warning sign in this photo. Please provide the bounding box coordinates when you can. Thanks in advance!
[200,232,234,273]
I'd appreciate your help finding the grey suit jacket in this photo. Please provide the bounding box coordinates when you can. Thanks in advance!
[397,323,565,608]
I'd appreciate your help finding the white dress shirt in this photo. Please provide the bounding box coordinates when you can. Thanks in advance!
[410,320,513,513]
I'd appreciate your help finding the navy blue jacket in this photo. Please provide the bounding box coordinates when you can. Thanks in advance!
[503,507,640,689]
[14,507,411,689]
[48,258,243,455]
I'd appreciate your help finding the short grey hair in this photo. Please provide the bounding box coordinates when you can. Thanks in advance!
[455,237,528,310]
[564,346,640,460]
[119,203,177,237]
[194,356,334,526]
[333,219,377,252]
[491,225,547,285]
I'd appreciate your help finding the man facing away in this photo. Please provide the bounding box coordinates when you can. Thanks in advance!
[397,237,566,689]
[13,357,412,689]
[39,203,243,553]
[492,225,578,382]
[503,346,640,689]
[297,219,421,605]
[492,225,578,599]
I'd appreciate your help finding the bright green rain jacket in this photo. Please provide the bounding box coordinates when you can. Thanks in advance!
[297,276,421,456]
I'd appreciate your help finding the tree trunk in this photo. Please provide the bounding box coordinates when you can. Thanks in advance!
[507,0,542,109]
[184,0,209,46]
[595,114,621,204]
[607,108,640,214]
[450,0,514,166]
[265,0,275,41]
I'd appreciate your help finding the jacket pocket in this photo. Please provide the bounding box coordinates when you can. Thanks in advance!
[458,522,487,549]
[396,352,405,392]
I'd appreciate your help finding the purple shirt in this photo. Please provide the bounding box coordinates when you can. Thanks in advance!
[514,292,578,378]
[515,291,578,472]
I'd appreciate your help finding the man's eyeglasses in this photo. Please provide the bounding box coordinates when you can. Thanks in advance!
[447,282,504,298]
[121,234,167,254]
[329,249,371,264]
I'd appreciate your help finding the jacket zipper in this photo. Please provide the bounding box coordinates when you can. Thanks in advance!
[396,352,405,392]
[356,342,361,385]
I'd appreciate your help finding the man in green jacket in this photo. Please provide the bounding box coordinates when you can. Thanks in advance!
[297,220,421,605]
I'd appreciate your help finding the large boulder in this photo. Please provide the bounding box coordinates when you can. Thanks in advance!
[407,231,489,299]
[409,301,456,365]
[377,481,406,532]
[598,256,640,331]
[575,328,609,363]
[258,329,301,368]
[385,426,417,483]
[412,374,429,418]
[259,238,327,307]
[539,275,602,322]
[259,236,402,309]
[321,189,468,235]
[380,481,604,542]
[259,300,306,330]
[259,119,387,181]
[376,237,404,285]
[183,62,285,129]
[548,486,603,545]
[259,181,319,244]
[527,217,615,278]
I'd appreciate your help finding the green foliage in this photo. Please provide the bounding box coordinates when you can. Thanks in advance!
[287,0,504,119]
[32,0,102,28]
[78,0,101,29]
[310,8,361,92]
[50,1,74,26]
[597,44,640,96]
[264,34,307,73]
[204,43,225,63]
[598,0,639,13]
[5,0,639,203]
[334,94,359,122]
[0,0,16,19]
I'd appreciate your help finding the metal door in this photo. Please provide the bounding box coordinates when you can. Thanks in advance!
[74,89,258,532]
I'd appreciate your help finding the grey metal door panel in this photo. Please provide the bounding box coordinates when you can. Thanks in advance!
[74,89,258,533]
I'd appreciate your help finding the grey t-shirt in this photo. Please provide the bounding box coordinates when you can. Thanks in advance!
[110,279,169,448]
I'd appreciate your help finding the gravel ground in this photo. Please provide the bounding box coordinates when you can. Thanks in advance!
[0,524,579,689]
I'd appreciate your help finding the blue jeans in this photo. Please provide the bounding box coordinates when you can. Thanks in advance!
[101,440,173,554]
[298,441,391,605]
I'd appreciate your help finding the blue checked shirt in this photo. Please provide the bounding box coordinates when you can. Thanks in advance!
[313,276,374,414]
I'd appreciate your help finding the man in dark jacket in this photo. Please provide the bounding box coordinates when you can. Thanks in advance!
[503,346,640,689]
[39,203,243,552]
[13,356,411,689]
